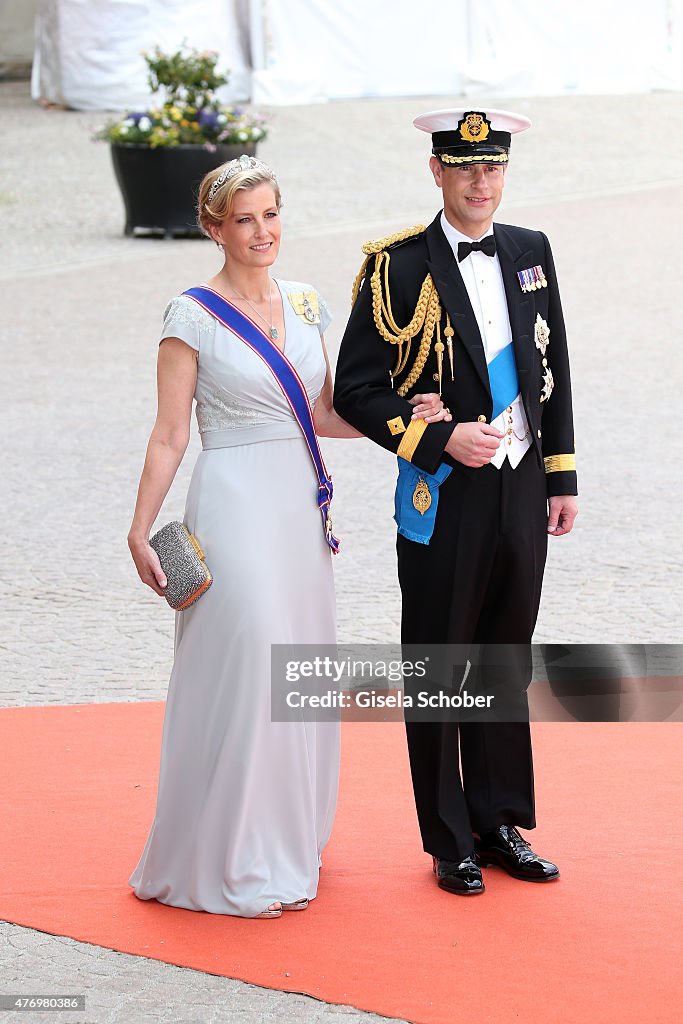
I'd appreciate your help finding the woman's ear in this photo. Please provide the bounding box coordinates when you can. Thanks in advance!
[207,221,223,246]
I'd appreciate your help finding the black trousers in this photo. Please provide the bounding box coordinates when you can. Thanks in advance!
[397,449,548,861]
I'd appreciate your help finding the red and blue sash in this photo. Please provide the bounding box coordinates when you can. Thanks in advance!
[183,285,340,554]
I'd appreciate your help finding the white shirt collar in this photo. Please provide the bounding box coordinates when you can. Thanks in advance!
[440,210,495,251]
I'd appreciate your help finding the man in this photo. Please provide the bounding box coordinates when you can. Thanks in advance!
[334,108,578,895]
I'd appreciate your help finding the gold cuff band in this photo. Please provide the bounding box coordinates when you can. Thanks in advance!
[397,418,428,462]
[544,454,576,474]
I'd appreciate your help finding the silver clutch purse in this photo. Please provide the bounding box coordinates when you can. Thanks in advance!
[149,521,213,611]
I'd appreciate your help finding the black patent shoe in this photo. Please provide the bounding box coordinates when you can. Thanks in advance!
[432,854,485,895]
[475,825,560,882]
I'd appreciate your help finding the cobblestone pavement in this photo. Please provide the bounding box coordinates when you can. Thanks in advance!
[2,79,683,1022]
[0,921,397,1024]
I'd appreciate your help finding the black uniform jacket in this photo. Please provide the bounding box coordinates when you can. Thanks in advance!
[334,214,578,497]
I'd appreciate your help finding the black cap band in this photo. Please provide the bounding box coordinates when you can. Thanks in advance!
[431,129,511,152]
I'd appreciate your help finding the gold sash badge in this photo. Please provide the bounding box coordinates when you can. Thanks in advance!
[412,477,432,515]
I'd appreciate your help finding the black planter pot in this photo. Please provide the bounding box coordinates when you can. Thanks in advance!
[110,142,257,238]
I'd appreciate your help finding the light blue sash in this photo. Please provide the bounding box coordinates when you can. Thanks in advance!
[183,286,340,554]
[488,342,520,420]
[394,459,452,545]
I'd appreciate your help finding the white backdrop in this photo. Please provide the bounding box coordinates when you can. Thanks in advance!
[462,0,683,95]
[32,0,683,109]
[31,0,251,111]
[248,0,468,105]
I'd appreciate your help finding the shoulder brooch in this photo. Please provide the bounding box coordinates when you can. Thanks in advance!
[288,290,320,325]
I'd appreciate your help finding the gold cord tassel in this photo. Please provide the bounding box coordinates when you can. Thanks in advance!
[444,312,455,381]
[434,320,444,397]
[350,224,442,396]
[397,287,440,396]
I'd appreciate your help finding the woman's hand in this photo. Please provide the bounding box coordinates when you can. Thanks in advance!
[408,393,453,424]
[128,534,168,596]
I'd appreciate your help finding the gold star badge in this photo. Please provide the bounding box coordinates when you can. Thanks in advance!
[535,313,550,356]
[387,416,407,436]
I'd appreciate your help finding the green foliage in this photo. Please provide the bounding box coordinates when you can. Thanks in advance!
[144,45,229,109]
[97,44,268,149]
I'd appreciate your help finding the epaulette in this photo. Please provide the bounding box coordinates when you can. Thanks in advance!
[351,224,426,306]
[351,224,452,398]
[361,223,426,256]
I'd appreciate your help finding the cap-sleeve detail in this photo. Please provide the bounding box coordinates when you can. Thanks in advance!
[160,295,216,352]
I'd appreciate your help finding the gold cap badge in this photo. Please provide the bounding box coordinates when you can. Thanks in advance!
[458,112,491,144]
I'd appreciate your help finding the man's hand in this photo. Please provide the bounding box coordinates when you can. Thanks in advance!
[408,393,453,424]
[547,495,578,536]
[444,421,504,467]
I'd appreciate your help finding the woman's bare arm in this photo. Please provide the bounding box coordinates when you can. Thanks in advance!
[313,336,363,438]
[127,338,197,594]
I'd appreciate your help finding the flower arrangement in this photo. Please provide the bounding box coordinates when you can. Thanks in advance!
[99,45,267,149]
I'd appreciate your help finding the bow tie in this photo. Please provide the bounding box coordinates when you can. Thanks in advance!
[457,235,496,262]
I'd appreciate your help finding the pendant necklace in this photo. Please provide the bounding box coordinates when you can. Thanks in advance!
[233,282,279,341]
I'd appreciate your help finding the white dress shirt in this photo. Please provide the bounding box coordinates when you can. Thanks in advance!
[440,212,531,469]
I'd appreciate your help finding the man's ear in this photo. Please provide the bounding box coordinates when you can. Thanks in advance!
[429,155,443,188]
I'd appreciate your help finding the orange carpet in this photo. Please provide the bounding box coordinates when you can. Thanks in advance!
[1,704,681,1024]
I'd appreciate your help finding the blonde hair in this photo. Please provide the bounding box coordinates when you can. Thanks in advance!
[197,157,282,238]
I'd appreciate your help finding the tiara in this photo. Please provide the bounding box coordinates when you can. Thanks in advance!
[206,154,276,204]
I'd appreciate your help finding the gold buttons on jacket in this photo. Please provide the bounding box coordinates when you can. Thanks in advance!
[477,414,487,422]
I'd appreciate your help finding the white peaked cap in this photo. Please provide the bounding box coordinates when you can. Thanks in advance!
[413,108,532,135]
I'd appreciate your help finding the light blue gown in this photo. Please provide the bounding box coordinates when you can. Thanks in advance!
[129,281,339,917]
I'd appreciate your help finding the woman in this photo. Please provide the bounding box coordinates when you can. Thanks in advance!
[127,155,451,918]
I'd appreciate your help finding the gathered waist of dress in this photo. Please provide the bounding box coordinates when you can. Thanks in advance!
[201,423,305,450]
